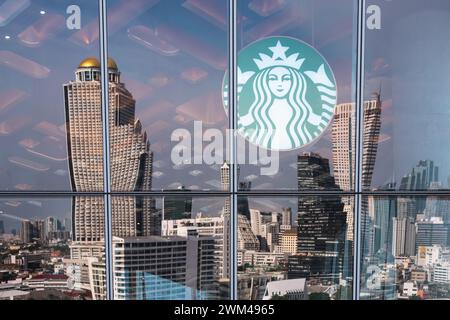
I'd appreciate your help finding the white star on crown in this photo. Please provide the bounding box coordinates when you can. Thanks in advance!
[253,40,305,70]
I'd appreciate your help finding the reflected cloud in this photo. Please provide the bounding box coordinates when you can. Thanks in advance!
[33,121,66,141]
[378,133,391,144]
[54,169,67,176]
[128,25,180,56]
[204,180,221,189]
[180,67,208,84]
[248,0,287,17]
[18,13,65,47]
[172,163,190,171]
[152,171,164,179]
[245,2,303,42]
[189,170,203,177]
[26,147,68,162]
[0,89,27,114]
[0,0,30,27]
[182,0,228,30]
[176,91,226,125]
[121,77,154,101]
[71,0,159,47]
[0,115,32,135]
[15,184,32,191]
[27,200,42,207]
[148,74,171,88]
[19,138,40,149]
[146,120,170,137]
[69,18,99,46]
[108,0,159,36]
[155,24,227,70]
[71,0,159,46]
[149,141,166,153]
[252,182,274,189]
[167,182,183,189]
[252,198,283,211]
[152,160,166,169]
[0,51,50,79]
[174,114,191,125]
[244,174,258,181]
[8,156,50,172]
[138,100,175,125]
[4,201,21,208]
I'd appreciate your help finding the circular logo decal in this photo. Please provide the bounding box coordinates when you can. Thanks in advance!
[223,36,337,151]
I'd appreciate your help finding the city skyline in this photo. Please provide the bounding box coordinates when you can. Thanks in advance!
[1,0,450,302]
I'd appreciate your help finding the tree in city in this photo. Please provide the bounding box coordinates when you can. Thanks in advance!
[309,292,330,300]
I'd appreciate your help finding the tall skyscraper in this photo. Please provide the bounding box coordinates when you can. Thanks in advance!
[238,182,251,219]
[291,153,347,283]
[64,58,155,243]
[415,218,448,251]
[392,217,416,257]
[20,220,32,244]
[399,160,440,214]
[369,193,396,255]
[331,95,382,191]
[20,219,45,244]
[400,160,439,191]
[162,186,193,220]
[331,95,382,260]
[424,191,450,222]
[281,207,293,229]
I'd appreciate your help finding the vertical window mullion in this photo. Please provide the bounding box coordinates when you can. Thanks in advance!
[99,0,114,301]
[353,0,367,301]
[228,0,238,301]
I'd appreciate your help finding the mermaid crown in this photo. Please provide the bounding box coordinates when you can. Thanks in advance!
[254,40,305,70]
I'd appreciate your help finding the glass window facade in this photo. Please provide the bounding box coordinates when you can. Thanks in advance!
[0,0,449,301]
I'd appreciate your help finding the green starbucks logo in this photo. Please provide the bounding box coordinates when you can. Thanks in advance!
[223,36,337,151]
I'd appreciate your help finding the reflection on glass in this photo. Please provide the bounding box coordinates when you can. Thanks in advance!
[107,0,229,191]
[0,0,101,191]
[236,0,356,191]
[361,196,450,300]
[365,0,450,191]
[111,196,229,300]
[238,200,353,299]
[0,197,105,300]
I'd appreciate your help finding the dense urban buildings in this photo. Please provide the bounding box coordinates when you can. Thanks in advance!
[1,0,450,303]
[293,153,347,283]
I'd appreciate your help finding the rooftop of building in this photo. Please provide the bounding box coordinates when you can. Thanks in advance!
[78,57,118,70]
[265,278,307,293]
[29,274,68,280]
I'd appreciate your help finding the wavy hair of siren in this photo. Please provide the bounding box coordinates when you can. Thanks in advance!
[243,66,314,149]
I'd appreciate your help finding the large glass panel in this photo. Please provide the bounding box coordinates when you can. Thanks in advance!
[106,0,229,192]
[0,0,103,191]
[364,0,450,191]
[238,195,354,300]
[0,196,106,300]
[235,0,357,191]
[361,195,450,300]
[110,195,230,300]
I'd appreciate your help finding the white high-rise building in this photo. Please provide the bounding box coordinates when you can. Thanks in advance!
[332,95,382,256]
[162,214,228,279]
[392,217,416,257]
[112,236,217,300]
[64,57,155,244]
[332,96,381,191]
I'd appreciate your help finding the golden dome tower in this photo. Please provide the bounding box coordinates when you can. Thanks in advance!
[76,57,120,82]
